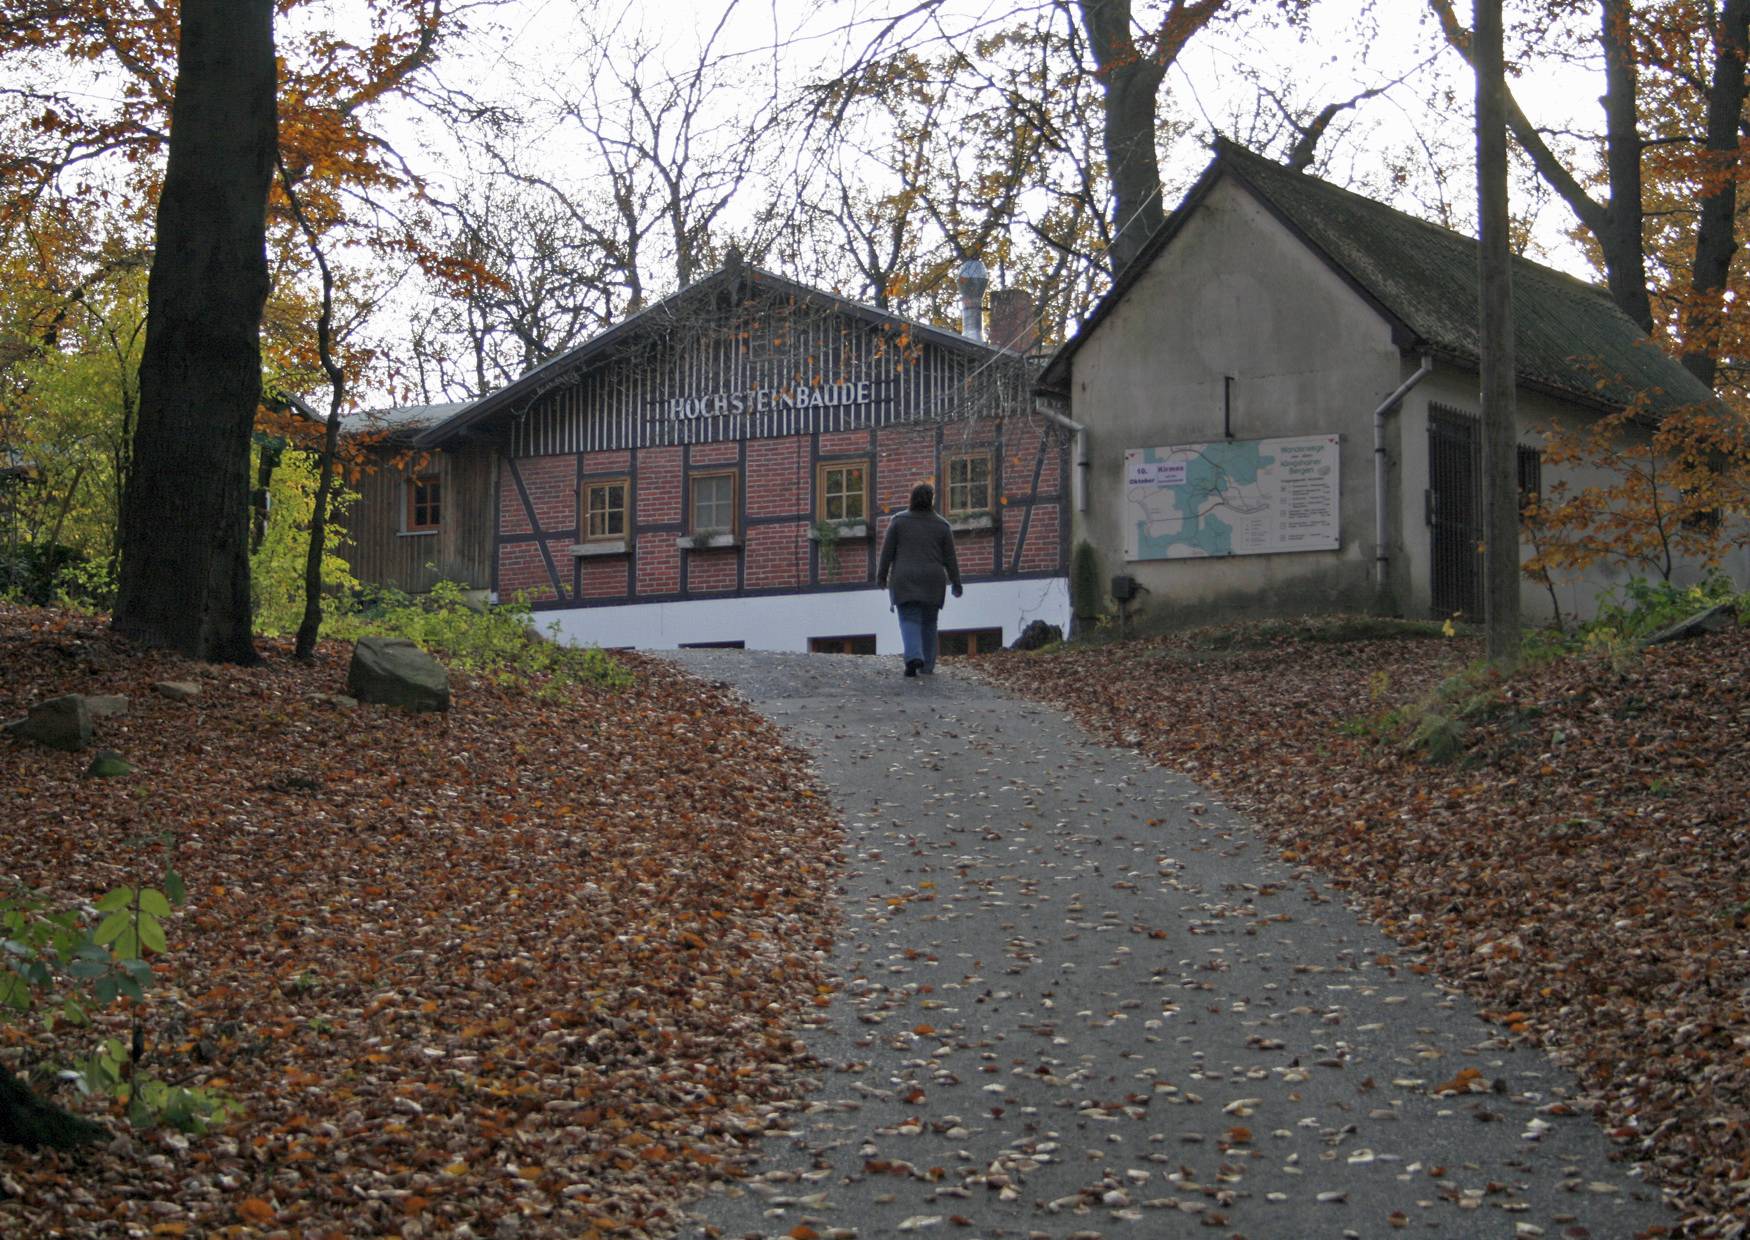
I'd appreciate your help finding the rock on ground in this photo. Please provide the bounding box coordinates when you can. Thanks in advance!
[4,693,93,751]
[346,636,450,712]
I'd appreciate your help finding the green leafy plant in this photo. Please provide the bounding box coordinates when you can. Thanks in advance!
[1,843,240,1135]
[1590,572,1742,640]
[334,579,631,693]
[250,445,360,636]
[812,518,842,576]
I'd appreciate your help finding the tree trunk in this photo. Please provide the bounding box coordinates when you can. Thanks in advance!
[111,0,277,664]
[1425,0,1652,333]
[0,1062,103,1151]
[1597,0,1653,334]
[1078,0,1227,274]
[1476,0,1521,667]
[278,161,346,662]
[1681,0,1750,390]
[1077,0,1168,274]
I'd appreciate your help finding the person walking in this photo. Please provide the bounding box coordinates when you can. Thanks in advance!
[877,482,963,677]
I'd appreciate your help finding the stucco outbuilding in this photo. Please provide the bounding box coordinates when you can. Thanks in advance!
[1039,140,1740,627]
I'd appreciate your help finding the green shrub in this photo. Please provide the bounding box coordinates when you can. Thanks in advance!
[250,447,360,637]
[1586,573,1743,641]
[333,579,631,693]
[0,542,111,609]
[1070,540,1103,622]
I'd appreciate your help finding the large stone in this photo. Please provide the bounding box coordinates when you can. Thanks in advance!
[4,694,93,751]
[346,636,450,712]
[1641,601,1739,648]
[86,694,130,719]
[153,680,201,702]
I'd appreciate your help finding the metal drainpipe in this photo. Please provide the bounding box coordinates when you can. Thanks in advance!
[1036,405,1088,514]
[1373,350,1435,609]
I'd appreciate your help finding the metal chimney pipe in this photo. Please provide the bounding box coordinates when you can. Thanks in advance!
[957,258,989,342]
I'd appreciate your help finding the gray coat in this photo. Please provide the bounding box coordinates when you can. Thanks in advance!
[877,509,962,608]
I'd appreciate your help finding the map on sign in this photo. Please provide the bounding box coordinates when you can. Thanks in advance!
[1123,436,1340,561]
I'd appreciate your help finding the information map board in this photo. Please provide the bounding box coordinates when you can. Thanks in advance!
[1123,435,1340,561]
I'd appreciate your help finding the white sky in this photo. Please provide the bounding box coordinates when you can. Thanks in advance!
[417,0,1611,276]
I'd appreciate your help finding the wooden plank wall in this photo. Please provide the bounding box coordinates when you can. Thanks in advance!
[337,445,496,594]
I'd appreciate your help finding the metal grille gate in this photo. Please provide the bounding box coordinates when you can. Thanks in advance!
[1426,407,1482,620]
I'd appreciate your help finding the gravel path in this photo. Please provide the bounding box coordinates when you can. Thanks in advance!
[663,649,1672,1240]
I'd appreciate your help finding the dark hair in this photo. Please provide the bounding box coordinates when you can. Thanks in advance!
[909,483,935,512]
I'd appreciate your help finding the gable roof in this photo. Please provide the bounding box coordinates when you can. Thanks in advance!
[348,401,470,443]
[418,261,1003,448]
[1040,140,1718,418]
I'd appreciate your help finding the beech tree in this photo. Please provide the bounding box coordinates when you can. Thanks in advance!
[1428,0,1750,391]
[110,0,277,662]
[1475,0,1521,665]
[800,23,1110,334]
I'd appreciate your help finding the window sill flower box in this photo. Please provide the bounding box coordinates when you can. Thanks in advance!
[807,521,870,542]
[946,512,995,532]
[676,532,741,551]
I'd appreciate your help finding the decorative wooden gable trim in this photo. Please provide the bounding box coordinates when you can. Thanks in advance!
[507,297,1022,458]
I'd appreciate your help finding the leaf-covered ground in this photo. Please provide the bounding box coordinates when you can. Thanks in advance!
[0,602,841,1238]
[974,618,1749,1236]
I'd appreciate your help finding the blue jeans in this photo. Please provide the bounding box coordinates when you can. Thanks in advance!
[897,602,940,672]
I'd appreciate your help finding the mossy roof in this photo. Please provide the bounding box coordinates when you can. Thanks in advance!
[1042,140,1717,418]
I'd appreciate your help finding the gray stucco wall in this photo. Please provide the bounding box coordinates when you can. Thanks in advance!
[1063,173,1749,632]
[1066,175,1405,627]
[1400,372,1750,627]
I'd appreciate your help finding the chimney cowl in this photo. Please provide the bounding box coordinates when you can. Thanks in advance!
[957,257,990,342]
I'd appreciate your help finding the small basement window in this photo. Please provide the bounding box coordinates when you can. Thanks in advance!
[690,470,737,536]
[809,634,877,655]
[939,627,1004,657]
[583,478,629,541]
[818,460,869,523]
[406,474,442,532]
[943,451,992,517]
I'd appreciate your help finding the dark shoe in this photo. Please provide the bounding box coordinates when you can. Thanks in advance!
[919,665,935,675]
[904,659,922,677]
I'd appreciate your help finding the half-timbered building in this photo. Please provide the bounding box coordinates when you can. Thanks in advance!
[345,259,1071,651]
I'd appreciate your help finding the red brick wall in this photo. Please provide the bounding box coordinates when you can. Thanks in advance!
[690,441,740,467]
[519,456,577,535]
[1035,438,1062,493]
[583,450,631,475]
[497,426,1064,607]
[1018,504,1061,573]
[581,555,630,599]
[499,542,557,602]
[818,429,871,457]
[877,426,937,514]
[746,522,807,590]
[954,529,996,576]
[748,437,809,519]
[499,469,531,536]
[686,546,738,592]
[817,534,872,586]
[638,448,682,525]
[637,539,680,595]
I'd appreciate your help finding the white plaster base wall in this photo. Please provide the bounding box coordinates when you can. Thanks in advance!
[540,578,1071,653]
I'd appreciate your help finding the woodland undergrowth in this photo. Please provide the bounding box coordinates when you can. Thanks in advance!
[0,601,839,1238]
